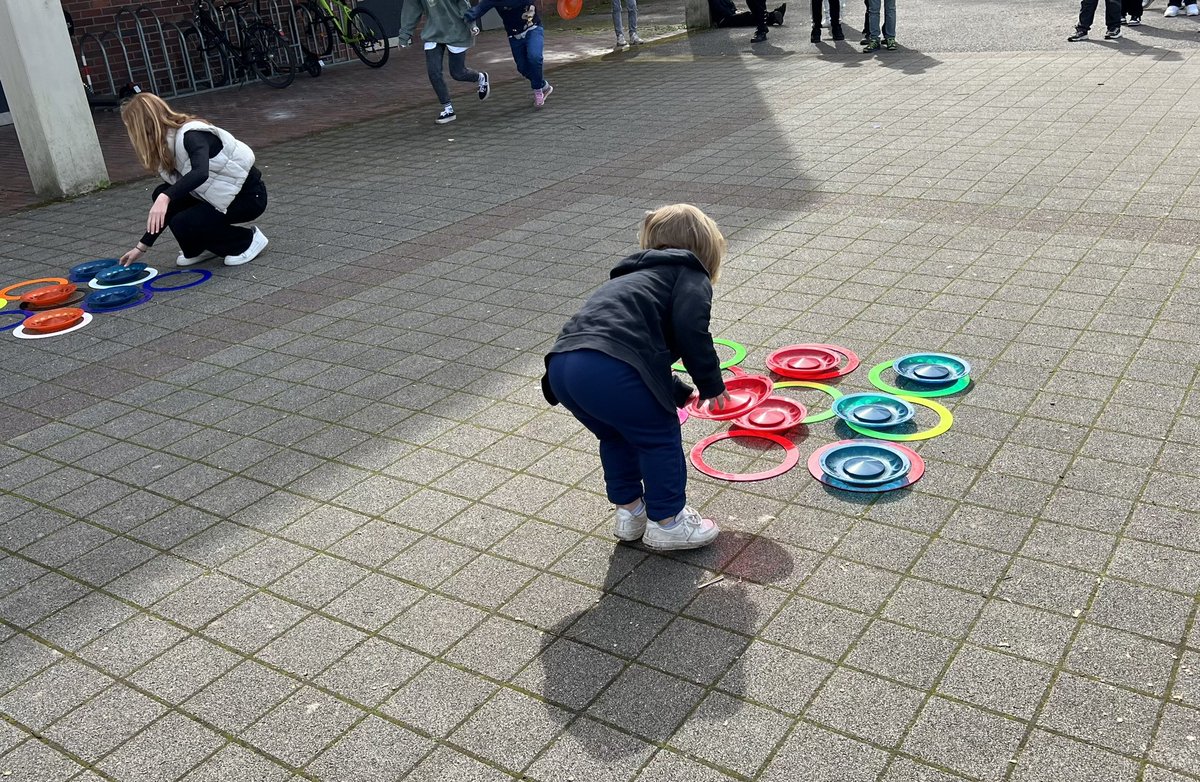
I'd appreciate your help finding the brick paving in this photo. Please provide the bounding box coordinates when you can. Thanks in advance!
[3,0,1200,779]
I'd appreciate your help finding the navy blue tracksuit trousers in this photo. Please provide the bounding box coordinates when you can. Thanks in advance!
[547,349,687,521]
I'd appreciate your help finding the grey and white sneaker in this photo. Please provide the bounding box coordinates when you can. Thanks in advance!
[616,33,627,45]
[643,506,720,551]
[630,31,644,43]
[1188,3,1198,14]
[1104,26,1122,37]
[224,227,267,266]
[176,250,218,267]
[614,501,648,541]
[1165,4,1180,16]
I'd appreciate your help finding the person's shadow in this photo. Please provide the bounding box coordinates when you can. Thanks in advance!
[532,532,795,763]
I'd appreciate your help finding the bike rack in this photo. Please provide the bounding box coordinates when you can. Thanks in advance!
[72,0,373,103]
[76,31,118,100]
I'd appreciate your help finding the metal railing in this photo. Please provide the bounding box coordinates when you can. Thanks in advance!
[73,0,366,101]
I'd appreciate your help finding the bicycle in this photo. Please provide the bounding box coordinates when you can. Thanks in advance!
[296,0,390,68]
[187,0,296,88]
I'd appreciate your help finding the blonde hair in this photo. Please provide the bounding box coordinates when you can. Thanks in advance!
[121,92,203,174]
[639,204,726,282]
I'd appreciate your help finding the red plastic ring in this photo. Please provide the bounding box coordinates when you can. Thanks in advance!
[690,429,801,482]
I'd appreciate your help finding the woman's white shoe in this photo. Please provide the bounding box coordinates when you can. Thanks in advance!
[224,227,268,266]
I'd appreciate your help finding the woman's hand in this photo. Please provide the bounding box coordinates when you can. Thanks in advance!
[120,245,146,266]
[146,192,170,235]
[702,391,733,413]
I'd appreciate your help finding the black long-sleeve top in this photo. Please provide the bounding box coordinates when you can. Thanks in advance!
[141,130,261,246]
[541,249,726,414]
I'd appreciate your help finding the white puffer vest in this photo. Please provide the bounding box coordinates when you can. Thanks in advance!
[160,120,255,213]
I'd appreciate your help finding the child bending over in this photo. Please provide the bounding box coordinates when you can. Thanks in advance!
[541,204,732,551]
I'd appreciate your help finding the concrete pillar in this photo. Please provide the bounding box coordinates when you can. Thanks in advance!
[685,0,712,29]
[0,0,108,199]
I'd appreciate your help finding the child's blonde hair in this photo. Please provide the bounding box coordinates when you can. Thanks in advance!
[639,204,726,283]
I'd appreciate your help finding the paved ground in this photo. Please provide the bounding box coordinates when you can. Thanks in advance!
[3,0,1200,780]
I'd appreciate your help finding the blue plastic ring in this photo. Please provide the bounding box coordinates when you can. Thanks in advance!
[82,287,153,314]
[0,309,28,332]
[145,269,212,292]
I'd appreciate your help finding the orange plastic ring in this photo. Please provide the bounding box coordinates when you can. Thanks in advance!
[0,278,69,300]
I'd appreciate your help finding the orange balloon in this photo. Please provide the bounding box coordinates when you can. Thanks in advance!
[557,0,582,19]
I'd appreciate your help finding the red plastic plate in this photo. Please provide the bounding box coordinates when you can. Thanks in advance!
[20,283,77,307]
[766,343,861,380]
[686,373,773,420]
[23,307,84,334]
[731,395,807,433]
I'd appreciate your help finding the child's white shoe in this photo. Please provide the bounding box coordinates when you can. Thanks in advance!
[643,507,720,551]
[614,500,648,541]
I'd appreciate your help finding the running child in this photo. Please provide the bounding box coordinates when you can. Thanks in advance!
[464,0,552,106]
[399,0,491,124]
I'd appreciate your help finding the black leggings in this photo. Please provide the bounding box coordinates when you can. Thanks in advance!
[152,178,267,258]
[425,44,479,106]
[812,0,840,25]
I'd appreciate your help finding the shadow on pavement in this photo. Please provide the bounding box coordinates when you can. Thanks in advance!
[536,534,793,762]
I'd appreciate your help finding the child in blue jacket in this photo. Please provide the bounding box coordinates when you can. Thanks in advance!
[465,0,552,106]
[541,204,732,551]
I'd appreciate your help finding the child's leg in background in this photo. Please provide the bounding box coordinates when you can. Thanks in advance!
[508,34,534,88]
[866,0,881,38]
[1077,0,1101,30]
[446,49,481,84]
[1102,0,1123,26]
[547,350,686,521]
[882,0,895,36]
[626,0,638,34]
[523,28,546,89]
[1123,0,1141,18]
[612,0,626,36]
[424,44,453,104]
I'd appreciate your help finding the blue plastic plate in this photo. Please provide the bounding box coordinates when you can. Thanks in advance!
[68,258,121,283]
[832,393,915,428]
[819,441,911,486]
[84,286,141,309]
[94,263,148,285]
[894,353,971,384]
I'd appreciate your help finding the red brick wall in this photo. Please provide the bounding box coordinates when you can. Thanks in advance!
[65,0,194,96]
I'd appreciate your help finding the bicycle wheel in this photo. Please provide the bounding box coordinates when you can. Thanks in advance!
[347,7,389,67]
[183,25,231,88]
[298,2,334,58]
[246,23,296,88]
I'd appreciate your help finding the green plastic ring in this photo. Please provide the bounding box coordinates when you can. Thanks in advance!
[844,395,954,442]
[773,380,844,424]
[868,361,970,398]
[673,338,748,372]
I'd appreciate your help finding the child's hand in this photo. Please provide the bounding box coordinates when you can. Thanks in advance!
[702,392,733,413]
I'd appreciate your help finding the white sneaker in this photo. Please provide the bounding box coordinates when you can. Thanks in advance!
[1187,3,1198,14]
[176,250,217,267]
[630,31,644,44]
[642,507,720,551]
[614,501,648,541]
[1165,5,1180,15]
[616,33,627,45]
[224,227,267,266]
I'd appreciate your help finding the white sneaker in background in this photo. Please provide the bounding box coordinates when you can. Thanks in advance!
[614,501,648,541]
[176,250,217,267]
[224,227,267,266]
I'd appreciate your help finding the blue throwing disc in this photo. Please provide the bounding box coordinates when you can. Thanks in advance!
[818,441,911,486]
[894,353,971,384]
[94,263,149,286]
[84,286,140,310]
[69,258,121,283]
[833,393,916,428]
